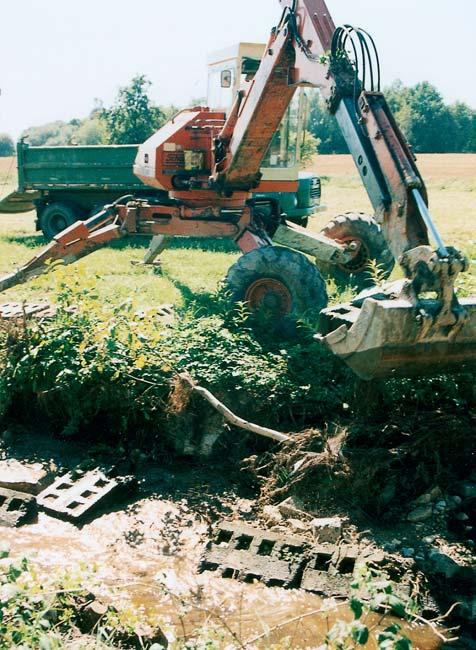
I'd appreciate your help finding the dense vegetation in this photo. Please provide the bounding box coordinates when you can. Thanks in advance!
[0,265,473,450]
[0,133,14,157]
[309,80,476,154]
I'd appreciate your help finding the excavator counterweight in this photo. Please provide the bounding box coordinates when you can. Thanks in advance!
[1,0,475,380]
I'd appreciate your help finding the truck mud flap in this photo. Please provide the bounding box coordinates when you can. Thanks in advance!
[0,191,38,214]
[319,297,476,380]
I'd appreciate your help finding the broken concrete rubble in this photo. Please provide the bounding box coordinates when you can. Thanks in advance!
[76,594,169,648]
[0,486,37,527]
[311,517,343,543]
[277,496,310,520]
[0,459,53,495]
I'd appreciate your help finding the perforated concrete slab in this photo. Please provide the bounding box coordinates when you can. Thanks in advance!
[37,469,134,523]
[0,302,57,320]
[200,522,386,598]
[199,522,311,588]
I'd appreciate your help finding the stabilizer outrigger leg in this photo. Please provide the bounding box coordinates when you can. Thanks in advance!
[0,203,125,294]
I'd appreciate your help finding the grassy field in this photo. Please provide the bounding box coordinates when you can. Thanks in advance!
[0,154,474,307]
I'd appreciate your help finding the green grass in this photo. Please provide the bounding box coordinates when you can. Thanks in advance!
[0,153,475,306]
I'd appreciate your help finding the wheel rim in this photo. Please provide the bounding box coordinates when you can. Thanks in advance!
[50,214,68,235]
[245,278,293,315]
[337,237,370,274]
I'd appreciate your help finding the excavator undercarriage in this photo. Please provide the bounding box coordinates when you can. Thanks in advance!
[1,0,475,380]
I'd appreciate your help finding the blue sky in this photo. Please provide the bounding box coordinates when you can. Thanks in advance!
[1,0,475,138]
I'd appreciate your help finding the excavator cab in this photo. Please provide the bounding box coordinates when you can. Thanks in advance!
[207,44,322,226]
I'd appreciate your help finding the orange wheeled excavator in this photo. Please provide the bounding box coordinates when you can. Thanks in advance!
[1,0,475,379]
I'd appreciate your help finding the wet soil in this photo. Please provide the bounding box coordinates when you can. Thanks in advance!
[0,430,449,648]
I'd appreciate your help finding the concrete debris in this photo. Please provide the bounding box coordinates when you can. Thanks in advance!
[77,595,169,648]
[277,496,309,520]
[311,517,343,543]
[200,522,386,599]
[407,504,433,523]
[0,486,37,527]
[38,469,135,523]
[0,301,57,321]
[288,518,310,534]
[199,522,310,588]
[0,459,53,495]
[262,505,283,527]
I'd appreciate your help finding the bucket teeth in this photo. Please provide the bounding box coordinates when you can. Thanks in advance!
[319,296,476,380]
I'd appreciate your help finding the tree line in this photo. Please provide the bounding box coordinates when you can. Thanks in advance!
[1,76,475,156]
[309,80,476,154]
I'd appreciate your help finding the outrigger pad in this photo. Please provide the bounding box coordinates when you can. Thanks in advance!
[319,297,476,380]
[0,191,38,214]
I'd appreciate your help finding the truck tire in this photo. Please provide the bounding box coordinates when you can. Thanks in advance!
[319,213,395,290]
[225,246,328,321]
[40,203,80,240]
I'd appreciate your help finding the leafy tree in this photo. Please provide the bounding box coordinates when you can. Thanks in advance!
[447,102,476,153]
[21,121,76,146]
[309,79,476,154]
[384,80,476,153]
[400,82,453,153]
[75,117,108,145]
[102,75,166,144]
[0,133,14,157]
[308,97,348,154]
[300,130,320,164]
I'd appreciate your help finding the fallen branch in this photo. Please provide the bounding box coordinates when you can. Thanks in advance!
[178,373,292,444]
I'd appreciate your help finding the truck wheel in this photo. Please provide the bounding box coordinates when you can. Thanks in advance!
[40,203,80,240]
[225,246,328,320]
[319,213,395,290]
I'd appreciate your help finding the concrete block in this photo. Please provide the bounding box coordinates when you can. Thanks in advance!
[199,522,310,588]
[311,517,343,543]
[38,469,135,523]
[0,302,57,321]
[0,486,37,527]
[277,496,308,519]
[0,459,53,495]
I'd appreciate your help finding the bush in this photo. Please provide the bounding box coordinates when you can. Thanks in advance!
[0,133,14,157]
[0,267,351,441]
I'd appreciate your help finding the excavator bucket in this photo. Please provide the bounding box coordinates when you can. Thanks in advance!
[319,295,476,380]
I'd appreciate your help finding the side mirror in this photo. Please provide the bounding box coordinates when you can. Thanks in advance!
[221,69,232,89]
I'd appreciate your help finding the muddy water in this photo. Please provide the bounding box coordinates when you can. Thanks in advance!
[1,500,442,649]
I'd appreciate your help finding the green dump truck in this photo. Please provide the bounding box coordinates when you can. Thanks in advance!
[0,141,323,239]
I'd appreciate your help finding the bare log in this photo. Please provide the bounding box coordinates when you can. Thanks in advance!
[178,373,292,444]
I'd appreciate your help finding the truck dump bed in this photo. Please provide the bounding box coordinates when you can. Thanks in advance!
[16,143,144,191]
[0,143,147,215]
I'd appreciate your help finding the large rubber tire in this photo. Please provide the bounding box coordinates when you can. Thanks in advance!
[225,246,328,319]
[40,203,80,240]
[320,213,395,290]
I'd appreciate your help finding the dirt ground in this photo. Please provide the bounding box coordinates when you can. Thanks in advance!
[0,429,449,649]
